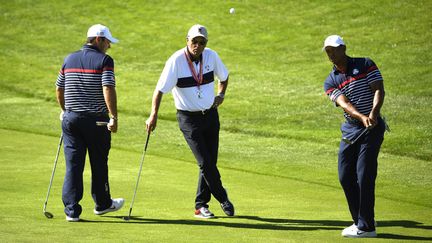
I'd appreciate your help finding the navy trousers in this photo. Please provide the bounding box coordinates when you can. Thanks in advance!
[177,108,228,209]
[338,117,385,231]
[61,111,112,218]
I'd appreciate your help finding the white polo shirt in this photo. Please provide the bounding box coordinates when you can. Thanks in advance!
[156,47,229,112]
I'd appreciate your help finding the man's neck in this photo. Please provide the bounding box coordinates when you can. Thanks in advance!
[335,56,348,73]
[187,48,201,62]
[86,43,103,53]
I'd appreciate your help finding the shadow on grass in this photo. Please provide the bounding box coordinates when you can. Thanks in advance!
[81,215,432,240]
[86,215,339,231]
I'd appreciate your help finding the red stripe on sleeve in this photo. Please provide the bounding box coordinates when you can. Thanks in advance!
[326,88,335,95]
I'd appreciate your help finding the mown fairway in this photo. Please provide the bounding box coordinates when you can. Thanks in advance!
[0,0,431,242]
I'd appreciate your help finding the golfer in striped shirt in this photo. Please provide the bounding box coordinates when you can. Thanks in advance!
[55,24,124,222]
[323,35,386,238]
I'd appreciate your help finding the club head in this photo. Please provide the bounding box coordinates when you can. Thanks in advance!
[342,137,353,145]
[123,216,130,221]
[44,211,54,219]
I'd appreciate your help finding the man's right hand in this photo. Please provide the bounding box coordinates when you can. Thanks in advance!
[361,115,376,129]
[146,115,157,133]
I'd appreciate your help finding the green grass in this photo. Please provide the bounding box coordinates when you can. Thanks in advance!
[0,0,431,242]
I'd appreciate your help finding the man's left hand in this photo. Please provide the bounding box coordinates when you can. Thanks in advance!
[212,95,224,108]
[108,118,118,133]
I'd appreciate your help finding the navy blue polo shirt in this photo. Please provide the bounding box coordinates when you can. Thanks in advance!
[56,45,116,113]
[324,57,383,121]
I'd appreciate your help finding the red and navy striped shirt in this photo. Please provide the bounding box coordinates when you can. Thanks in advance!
[56,45,115,113]
[324,57,383,121]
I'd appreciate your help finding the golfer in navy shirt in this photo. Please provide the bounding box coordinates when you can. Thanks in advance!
[146,24,234,219]
[56,24,124,222]
[323,35,386,238]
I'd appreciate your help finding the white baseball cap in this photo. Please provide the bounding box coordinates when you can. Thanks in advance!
[187,24,208,40]
[323,35,345,50]
[87,24,119,43]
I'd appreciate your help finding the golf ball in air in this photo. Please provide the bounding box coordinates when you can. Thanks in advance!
[230,8,235,14]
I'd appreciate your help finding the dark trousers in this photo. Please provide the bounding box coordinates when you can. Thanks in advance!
[338,118,385,231]
[177,108,228,209]
[61,111,112,217]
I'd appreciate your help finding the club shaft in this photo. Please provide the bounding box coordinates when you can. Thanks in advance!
[351,127,369,144]
[127,132,151,218]
[43,133,63,212]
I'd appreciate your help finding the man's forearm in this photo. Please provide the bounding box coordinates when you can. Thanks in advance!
[103,86,117,118]
[150,89,163,117]
[369,81,385,120]
[336,95,366,121]
[218,77,229,96]
[56,87,65,111]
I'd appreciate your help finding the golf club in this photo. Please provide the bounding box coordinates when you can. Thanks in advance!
[342,127,369,145]
[43,133,63,219]
[124,132,151,221]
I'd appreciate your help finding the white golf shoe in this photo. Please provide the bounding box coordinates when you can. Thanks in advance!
[341,224,357,236]
[194,207,215,219]
[341,224,377,238]
[94,198,125,215]
[66,216,80,222]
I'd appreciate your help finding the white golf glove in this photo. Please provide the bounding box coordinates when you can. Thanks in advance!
[59,110,64,121]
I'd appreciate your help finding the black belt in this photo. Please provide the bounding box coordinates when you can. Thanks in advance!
[346,118,361,125]
[177,107,215,116]
[66,110,108,118]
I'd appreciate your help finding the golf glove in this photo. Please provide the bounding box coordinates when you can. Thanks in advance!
[59,110,64,121]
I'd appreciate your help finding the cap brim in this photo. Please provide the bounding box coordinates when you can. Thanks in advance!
[107,36,119,44]
[322,43,343,51]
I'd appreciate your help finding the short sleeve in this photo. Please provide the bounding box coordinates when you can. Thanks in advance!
[212,51,229,82]
[156,55,179,93]
[55,63,66,88]
[324,75,342,102]
[365,58,383,85]
[102,55,115,86]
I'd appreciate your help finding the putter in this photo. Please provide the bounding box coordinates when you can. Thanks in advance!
[124,132,151,221]
[342,127,369,145]
[43,133,63,218]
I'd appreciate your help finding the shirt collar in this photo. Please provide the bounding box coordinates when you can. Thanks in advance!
[82,44,102,52]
